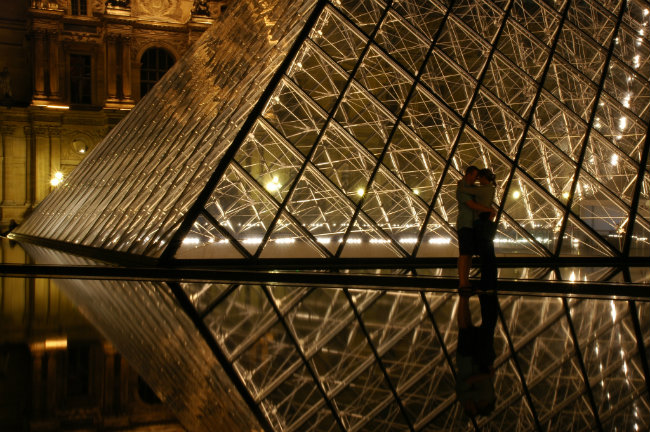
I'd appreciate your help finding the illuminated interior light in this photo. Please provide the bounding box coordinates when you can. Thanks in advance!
[412,188,419,195]
[428,237,451,244]
[316,237,331,244]
[296,62,303,68]
[639,29,645,36]
[182,237,200,245]
[208,238,214,243]
[45,337,68,350]
[633,55,640,69]
[645,8,649,16]
[347,238,362,244]
[266,176,281,191]
[218,239,229,244]
[45,104,70,110]
[569,271,576,282]
[243,237,262,244]
[357,188,364,196]
[369,238,390,244]
[275,238,295,244]
[610,301,617,321]
[619,116,627,130]
[610,154,619,166]
[562,192,570,199]
[512,190,521,199]
[50,171,64,186]
[400,237,418,244]
[273,95,280,102]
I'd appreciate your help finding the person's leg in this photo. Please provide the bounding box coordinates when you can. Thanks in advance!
[457,294,473,329]
[478,292,498,332]
[457,228,475,288]
[458,254,472,288]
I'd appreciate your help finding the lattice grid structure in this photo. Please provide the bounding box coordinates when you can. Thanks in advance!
[9,0,650,430]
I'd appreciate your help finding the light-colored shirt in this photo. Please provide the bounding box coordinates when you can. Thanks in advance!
[457,182,495,225]
[456,180,476,230]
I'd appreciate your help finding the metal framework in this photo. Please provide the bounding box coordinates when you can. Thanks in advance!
[5,0,650,430]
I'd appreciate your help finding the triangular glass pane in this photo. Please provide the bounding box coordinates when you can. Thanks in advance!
[203,284,275,358]
[235,119,305,204]
[593,94,647,164]
[571,170,629,253]
[614,25,650,80]
[559,214,615,257]
[259,212,326,258]
[497,19,549,80]
[581,133,639,207]
[453,0,504,42]
[355,45,414,116]
[261,365,323,432]
[566,0,617,46]
[518,130,577,206]
[383,123,446,206]
[543,57,597,122]
[556,23,607,82]
[502,169,565,254]
[204,164,279,256]
[181,281,233,316]
[285,166,357,255]
[174,213,245,260]
[629,217,650,257]
[533,91,588,162]
[234,320,302,400]
[262,78,327,156]
[288,40,350,113]
[638,169,650,221]
[339,214,403,258]
[510,0,561,45]
[483,52,537,118]
[356,400,407,432]
[603,58,650,123]
[422,49,476,116]
[469,88,526,158]
[392,0,447,41]
[432,168,463,229]
[495,212,549,256]
[437,15,491,78]
[336,0,386,36]
[310,5,368,73]
[414,217,458,258]
[375,10,430,74]
[331,362,394,431]
[334,80,396,157]
[311,122,376,205]
[402,84,461,158]
[361,167,428,254]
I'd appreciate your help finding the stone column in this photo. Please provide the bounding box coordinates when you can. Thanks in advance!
[33,31,47,101]
[33,126,50,204]
[106,35,118,101]
[48,32,60,99]
[121,37,132,102]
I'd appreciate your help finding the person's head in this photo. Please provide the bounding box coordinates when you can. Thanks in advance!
[478,168,496,186]
[464,165,479,183]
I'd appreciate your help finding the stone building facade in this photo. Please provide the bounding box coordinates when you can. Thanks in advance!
[0,1,225,430]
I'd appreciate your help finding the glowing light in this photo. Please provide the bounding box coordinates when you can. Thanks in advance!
[562,192,570,199]
[633,55,640,69]
[413,188,420,195]
[357,188,364,196]
[316,237,331,244]
[243,237,263,244]
[569,271,576,282]
[347,238,362,244]
[45,337,68,350]
[610,300,617,321]
[618,116,627,130]
[182,237,200,245]
[369,238,390,244]
[400,237,418,244]
[50,171,64,186]
[266,176,281,191]
[512,190,521,199]
[45,104,70,110]
[275,238,295,244]
[428,237,451,244]
[610,154,619,166]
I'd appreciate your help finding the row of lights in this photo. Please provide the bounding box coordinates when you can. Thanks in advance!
[182,236,453,245]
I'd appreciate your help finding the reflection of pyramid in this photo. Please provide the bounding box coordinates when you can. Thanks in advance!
[10,0,650,431]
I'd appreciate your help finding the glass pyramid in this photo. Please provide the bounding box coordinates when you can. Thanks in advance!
[9,0,650,431]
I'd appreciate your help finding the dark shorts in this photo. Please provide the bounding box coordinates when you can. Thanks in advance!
[458,227,476,255]
[458,325,495,373]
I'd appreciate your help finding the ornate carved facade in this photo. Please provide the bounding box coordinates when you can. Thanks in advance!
[0,0,227,231]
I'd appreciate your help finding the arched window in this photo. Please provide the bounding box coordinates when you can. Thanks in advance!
[140,48,175,98]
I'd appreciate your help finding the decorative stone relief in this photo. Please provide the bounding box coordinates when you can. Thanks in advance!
[133,0,189,24]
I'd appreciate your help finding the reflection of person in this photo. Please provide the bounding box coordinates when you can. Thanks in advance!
[456,291,498,417]
[456,166,495,291]
[473,169,497,291]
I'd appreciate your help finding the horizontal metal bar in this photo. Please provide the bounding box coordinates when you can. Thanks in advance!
[0,264,647,300]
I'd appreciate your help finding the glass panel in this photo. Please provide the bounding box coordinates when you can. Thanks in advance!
[391,0,448,41]
[288,41,349,113]
[335,0,386,36]
[174,213,245,260]
[421,49,476,116]
[510,0,561,46]
[259,212,326,258]
[469,87,526,157]
[235,120,305,204]
[334,81,396,157]
[614,25,650,80]
[559,213,615,257]
[437,15,491,78]
[566,0,617,46]
[402,84,461,158]
[383,123,447,206]
[497,19,549,80]
[544,57,598,122]
[311,5,368,73]
[263,78,328,156]
[452,0,504,43]
[355,45,414,115]
[181,281,233,316]
[204,164,279,256]
[593,94,647,163]
[555,22,607,82]
[603,58,650,123]
[629,217,650,257]
[375,10,430,74]
[339,215,403,258]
